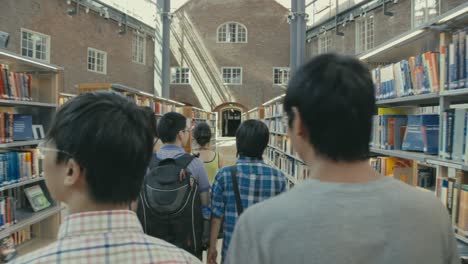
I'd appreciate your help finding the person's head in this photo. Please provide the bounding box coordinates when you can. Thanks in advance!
[236,120,269,159]
[42,91,154,208]
[284,53,375,163]
[157,112,190,146]
[193,122,212,147]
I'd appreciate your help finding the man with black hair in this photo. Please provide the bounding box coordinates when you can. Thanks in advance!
[139,112,210,259]
[226,54,459,264]
[11,92,201,264]
[207,120,286,264]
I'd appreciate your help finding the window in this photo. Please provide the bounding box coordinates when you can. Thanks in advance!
[217,22,247,43]
[132,31,146,64]
[222,67,242,85]
[356,15,374,54]
[413,0,439,28]
[273,68,290,85]
[318,33,333,54]
[87,48,107,74]
[171,67,190,84]
[21,29,50,62]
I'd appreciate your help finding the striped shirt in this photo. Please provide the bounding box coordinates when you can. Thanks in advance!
[11,210,201,264]
[211,156,287,260]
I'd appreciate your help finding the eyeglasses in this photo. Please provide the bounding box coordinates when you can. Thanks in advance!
[37,142,73,160]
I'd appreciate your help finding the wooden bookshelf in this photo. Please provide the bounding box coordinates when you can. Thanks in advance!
[179,106,218,153]
[0,48,63,256]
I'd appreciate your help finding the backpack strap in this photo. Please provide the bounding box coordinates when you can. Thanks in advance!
[231,165,244,215]
[148,153,161,169]
[175,153,195,170]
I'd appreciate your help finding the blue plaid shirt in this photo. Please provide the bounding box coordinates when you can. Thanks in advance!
[211,156,286,259]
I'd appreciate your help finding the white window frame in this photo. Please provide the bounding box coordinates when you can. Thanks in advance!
[355,15,375,54]
[411,0,440,28]
[217,22,248,43]
[273,67,290,85]
[132,31,146,65]
[20,28,51,63]
[222,67,243,85]
[87,47,107,75]
[318,32,333,54]
[171,67,191,84]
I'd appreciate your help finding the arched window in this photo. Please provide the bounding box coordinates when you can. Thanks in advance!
[217,22,247,43]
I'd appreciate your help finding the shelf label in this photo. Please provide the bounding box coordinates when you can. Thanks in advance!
[426,159,463,170]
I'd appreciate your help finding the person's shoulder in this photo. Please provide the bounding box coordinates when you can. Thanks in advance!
[9,240,61,264]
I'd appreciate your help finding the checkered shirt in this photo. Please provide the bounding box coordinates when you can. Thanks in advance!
[211,156,287,259]
[11,210,201,264]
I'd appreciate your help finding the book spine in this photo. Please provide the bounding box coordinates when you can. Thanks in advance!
[460,31,466,87]
[446,110,455,159]
[440,32,447,91]
[449,44,457,89]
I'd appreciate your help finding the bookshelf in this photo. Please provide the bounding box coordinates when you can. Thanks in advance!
[261,94,310,187]
[76,83,186,139]
[241,107,265,121]
[179,106,218,153]
[0,48,64,256]
[59,92,76,106]
[363,3,468,245]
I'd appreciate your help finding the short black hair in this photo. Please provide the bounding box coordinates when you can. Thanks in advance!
[236,120,269,159]
[193,122,212,147]
[142,106,158,138]
[284,53,375,161]
[47,91,154,203]
[157,112,186,143]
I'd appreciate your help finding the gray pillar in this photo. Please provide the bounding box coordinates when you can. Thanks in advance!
[161,0,171,98]
[290,0,306,74]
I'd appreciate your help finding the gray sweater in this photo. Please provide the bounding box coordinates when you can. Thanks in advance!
[225,176,459,264]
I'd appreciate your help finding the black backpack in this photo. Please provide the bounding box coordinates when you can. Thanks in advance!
[137,153,203,259]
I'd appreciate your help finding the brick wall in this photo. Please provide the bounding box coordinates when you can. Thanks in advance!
[0,0,155,94]
[172,0,290,110]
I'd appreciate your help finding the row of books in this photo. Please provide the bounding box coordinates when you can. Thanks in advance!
[0,196,17,229]
[10,226,32,247]
[121,92,180,116]
[192,111,212,120]
[372,51,440,99]
[155,102,178,115]
[264,102,284,118]
[440,108,468,161]
[265,118,287,135]
[369,157,413,184]
[0,64,32,101]
[269,135,294,157]
[370,114,439,155]
[265,148,310,181]
[0,109,35,143]
[436,171,468,232]
[440,30,467,91]
[0,150,41,186]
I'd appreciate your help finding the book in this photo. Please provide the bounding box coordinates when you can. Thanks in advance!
[24,185,51,212]
[449,43,457,89]
[460,30,467,87]
[440,32,447,91]
[452,109,466,161]
[12,115,33,141]
[402,114,439,154]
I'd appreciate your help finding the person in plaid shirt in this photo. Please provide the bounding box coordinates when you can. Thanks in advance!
[207,120,287,263]
[11,92,201,264]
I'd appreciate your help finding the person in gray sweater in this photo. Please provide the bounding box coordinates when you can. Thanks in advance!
[225,54,459,264]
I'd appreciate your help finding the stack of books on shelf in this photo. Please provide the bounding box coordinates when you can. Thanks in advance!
[265,148,310,182]
[369,157,413,184]
[370,108,439,155]
[372,51,440,99]
[440,107,468,161]
[265,118,287,134]
[155,101,177,115]
[10,226,32,247]
[0,196,17,229]
[440,30,467,91]
[0,150,41,185]
[0,64,32,101]
[265,102,284,118]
